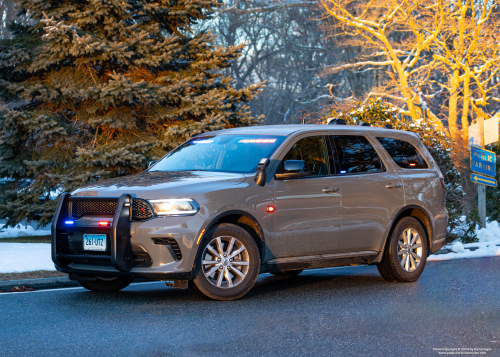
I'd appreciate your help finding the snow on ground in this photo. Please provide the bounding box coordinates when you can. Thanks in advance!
[1,219,500,273]
[428,220,500,261]
[0,224,51,238]
[0,243,55,273]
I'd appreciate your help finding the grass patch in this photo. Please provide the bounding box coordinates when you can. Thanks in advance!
[0,235,51,243]
[0,270,66,281]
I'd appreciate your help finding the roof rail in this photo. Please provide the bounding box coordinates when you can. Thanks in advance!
[359,122,371,127]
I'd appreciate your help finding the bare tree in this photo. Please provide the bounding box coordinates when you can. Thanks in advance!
[207,0,366,124]
[320,0,500,172]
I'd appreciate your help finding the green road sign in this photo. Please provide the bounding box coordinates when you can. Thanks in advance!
[471,173,497,187]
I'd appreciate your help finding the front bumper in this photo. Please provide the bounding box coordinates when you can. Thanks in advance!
[52,193,203,280]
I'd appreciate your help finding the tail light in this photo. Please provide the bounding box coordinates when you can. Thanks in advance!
[439,177,446,193]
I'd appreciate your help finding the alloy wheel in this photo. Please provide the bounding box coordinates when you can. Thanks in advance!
[397,228,423,272]
[202,236,250,288]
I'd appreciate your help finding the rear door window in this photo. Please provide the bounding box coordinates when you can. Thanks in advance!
[377,138,428,169]
[329,135,385,174]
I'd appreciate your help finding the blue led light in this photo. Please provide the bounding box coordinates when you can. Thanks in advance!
[64,220,74,225]
[340,171,346,174]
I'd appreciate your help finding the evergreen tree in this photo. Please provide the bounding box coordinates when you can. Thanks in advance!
[0,0,264,227]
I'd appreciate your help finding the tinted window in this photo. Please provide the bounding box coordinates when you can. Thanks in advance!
[150,135,285,173]
[377,138,428,169]
[282,136,329,176]
[330,135,384,174]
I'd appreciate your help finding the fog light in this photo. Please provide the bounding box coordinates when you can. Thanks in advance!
[98,221,110,227]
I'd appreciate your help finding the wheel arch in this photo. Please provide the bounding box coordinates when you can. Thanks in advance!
[191,210,266,274]
[380,205,434,259]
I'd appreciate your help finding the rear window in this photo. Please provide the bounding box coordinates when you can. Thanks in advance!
[330,135,385,174]
[377,138,428,169]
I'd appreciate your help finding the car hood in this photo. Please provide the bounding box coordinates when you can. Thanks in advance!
[71,171,247,200]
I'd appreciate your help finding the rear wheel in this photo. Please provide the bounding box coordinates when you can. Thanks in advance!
[190,223,260,301]
[270,270,303,278]
[377,217,428,282]
[77,276,134,292]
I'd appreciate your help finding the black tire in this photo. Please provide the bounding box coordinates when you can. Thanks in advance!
[190,223,260,301]
[77,277,134,292]
[377,217,428,282]
[270,270,303,278]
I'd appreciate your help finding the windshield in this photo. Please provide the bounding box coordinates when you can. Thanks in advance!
[150,135,286,173]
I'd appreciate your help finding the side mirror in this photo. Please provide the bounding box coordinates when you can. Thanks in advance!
[275,160,310,180]
[147,161,157,169]
[254,158,270,186]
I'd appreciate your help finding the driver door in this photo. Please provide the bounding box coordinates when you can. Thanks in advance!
[270,134,341,259]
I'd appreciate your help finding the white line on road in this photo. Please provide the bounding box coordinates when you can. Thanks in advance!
[0,281,165,296]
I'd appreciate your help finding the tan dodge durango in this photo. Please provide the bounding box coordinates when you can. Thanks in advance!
[52,124,448,300]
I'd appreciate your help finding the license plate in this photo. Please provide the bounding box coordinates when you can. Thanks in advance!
[83,234,107,251]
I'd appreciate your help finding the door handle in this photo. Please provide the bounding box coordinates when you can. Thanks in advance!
[323,187,339,193]
[386,183,402,189]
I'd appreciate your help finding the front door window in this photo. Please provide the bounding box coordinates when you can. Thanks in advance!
[282,136,330,176]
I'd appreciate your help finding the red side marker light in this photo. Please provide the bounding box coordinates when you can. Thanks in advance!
[266,206,275,213]
[98,221,110,227]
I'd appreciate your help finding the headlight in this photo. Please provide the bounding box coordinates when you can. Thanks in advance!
[148,199,200,216]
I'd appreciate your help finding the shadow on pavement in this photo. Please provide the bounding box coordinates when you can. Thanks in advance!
[60,265,395,305]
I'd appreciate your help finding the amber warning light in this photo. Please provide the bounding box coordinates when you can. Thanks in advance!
[266,206,275,213]
[409,163,416,167]
[98,221,110,227]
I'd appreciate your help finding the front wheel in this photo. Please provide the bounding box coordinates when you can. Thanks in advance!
[190,223,260,301]
[77,276,134,292]
[377,217,428,282]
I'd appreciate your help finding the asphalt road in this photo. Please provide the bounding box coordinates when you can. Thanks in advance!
[1,257,499,357]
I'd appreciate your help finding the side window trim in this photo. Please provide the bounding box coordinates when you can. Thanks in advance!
[326,134,341,175]
[329,134,386,175]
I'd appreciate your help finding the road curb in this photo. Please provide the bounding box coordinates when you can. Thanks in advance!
[0,276,79,291]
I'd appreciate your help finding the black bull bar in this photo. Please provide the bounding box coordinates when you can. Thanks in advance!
[51,193,135,272]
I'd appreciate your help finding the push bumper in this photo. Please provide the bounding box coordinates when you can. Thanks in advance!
[51,193,197,280]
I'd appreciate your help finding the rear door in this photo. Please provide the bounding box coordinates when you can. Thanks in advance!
[329,134,405,253]
[270,134,342,259]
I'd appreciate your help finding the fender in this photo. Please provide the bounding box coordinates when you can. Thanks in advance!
[190,209,266,276]
[377,204,435,261]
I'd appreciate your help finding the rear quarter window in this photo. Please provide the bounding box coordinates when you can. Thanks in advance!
[377,137,428,169]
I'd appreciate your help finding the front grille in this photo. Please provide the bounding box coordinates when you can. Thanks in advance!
[132,199,153,220]
[71,200,117,218]
[152,238,182,260]
[70,198,153,221]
